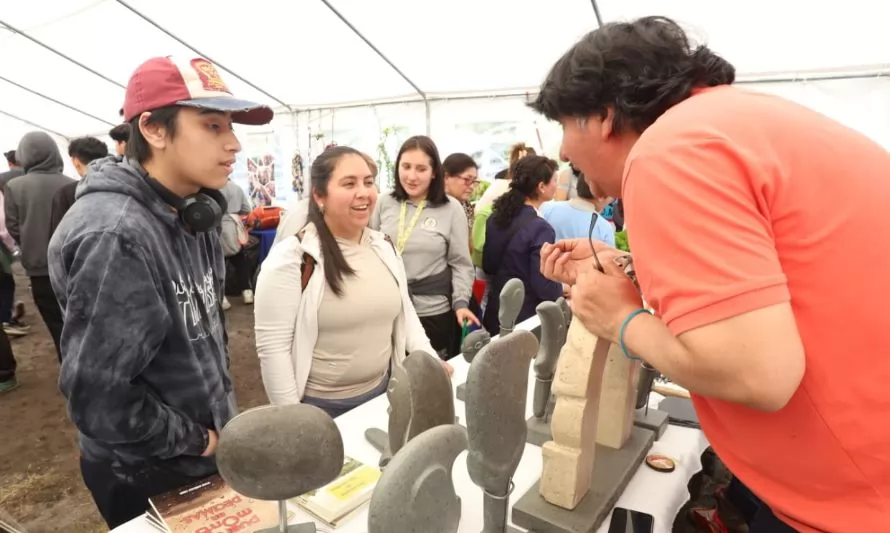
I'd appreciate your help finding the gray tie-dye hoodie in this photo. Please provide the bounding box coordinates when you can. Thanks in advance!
[47,156,236,478]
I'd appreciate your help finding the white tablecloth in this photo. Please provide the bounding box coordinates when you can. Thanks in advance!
[114,317,708,533]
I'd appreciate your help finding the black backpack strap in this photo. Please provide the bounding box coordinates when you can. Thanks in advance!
[383,234,396,253]
[296,227,315,291]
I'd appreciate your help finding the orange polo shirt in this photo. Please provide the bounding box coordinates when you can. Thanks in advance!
[623,86,890,532]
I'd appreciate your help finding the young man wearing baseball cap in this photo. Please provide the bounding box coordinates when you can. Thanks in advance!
[47,56,273,528]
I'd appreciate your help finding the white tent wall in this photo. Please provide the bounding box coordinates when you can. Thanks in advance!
[2,0,889,190]
[225,73,890,208]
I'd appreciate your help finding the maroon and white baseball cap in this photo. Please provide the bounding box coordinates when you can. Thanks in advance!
[122,56,274,126]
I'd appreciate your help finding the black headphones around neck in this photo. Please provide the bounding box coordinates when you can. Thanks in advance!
[131,160,228,233]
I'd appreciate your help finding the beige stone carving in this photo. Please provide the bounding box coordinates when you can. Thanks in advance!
[596,344,640,449]
[539,320,610,509]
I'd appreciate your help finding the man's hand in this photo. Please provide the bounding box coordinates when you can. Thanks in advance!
[566,241,643,342]
[202,429,218,456]
[541,238,629,285]
[540,239,594,285]
[439,359,454,379]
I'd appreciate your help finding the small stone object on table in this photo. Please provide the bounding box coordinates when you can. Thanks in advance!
[455,328,492,402]
[526,301,567,446]
[365,350,455,468]
[215,404,345,533]
[465,330,538,533]
[368,424,468,533]
[498,278,526,336]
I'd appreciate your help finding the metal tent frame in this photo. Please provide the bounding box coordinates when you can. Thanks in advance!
[1,0,887,140]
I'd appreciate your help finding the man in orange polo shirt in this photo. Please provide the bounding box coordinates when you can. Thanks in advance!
[533,16,890,533]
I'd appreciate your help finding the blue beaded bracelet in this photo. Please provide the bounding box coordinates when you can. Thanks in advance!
[618,308,653,362]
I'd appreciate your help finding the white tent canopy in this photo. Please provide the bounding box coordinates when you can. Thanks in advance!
[1,0,889,180]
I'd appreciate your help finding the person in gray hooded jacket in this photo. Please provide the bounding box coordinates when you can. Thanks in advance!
[5,131,76,360]
[47,55,274,529]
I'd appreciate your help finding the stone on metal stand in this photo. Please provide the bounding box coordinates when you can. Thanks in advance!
[455,329,492,402]
[498,278,526,337]
[526,301,567,446]
[466,330,538,533]
[632,362,668,439]
[365,351,455,468]
[368,424,468,533]
[216,404,345,533]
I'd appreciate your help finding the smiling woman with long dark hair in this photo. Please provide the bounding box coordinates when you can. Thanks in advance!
[370,136,478,359]
[254,146,441,418]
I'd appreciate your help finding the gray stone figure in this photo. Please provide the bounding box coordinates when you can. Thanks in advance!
[498,278,526,336]
[365,350,456,467]
[462,328,493,363]
[555,296,572,335]
[368,424,469,533]
[466,330,538,533]
[455,328,493,401]
[526,301,567,446]
[216,404,344,533]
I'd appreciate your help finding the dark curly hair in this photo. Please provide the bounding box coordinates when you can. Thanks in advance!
[530,16,735,134]
[491,155,558,228]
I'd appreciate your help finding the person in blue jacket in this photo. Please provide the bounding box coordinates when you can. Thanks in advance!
[482,154,563,335]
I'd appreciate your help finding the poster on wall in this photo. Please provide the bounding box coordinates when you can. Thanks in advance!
[247,154,276,207]
[231,131,291,208]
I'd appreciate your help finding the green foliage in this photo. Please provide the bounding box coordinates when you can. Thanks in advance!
[470,181,490,203]
[615,230,630,252]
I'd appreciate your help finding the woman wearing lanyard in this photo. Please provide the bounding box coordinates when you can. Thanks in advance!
[371,136,478,359]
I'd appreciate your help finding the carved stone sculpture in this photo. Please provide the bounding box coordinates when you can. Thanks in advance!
[526,301,567,446]
[555,296,572,332]
[216,404,344,533]
[498,278,525,336]
[366,350,455,467]
[595,345,640,449]
[368,424,468,533]
[462,329,492,363]
[466,330,538,533]
[539,320,609,509]
[455,328,493,402]
[511,255,658,533]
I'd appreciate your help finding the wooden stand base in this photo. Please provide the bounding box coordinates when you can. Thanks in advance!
[511,426,655,533]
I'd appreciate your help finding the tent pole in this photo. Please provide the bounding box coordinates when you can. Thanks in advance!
[113,0,293,111]
[0,109,70,140]
[0,75,117,127]
[590,0,604,27]
[0,20,124,88]
[318,0,431,135]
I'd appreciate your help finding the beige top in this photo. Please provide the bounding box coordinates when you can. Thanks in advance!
[305,231,401,400]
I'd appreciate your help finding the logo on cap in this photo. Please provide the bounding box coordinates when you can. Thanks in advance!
[191,59,230,94]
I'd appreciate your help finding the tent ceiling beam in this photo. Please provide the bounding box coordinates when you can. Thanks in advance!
[318,0,431,135]
[113,0,294,112]
[0,109,70,140]
[0,75,117,127]
[590,0,604,27]
[0,19,125,89]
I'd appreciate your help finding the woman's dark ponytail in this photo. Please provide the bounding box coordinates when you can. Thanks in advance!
[491,155,559,228]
